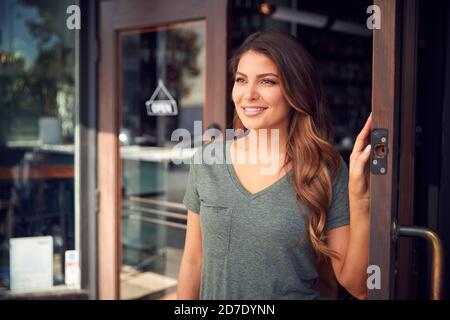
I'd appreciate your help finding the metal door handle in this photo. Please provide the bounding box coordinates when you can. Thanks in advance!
[393,223,444,300]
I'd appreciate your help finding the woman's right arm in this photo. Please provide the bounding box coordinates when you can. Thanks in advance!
[177,210,203,299]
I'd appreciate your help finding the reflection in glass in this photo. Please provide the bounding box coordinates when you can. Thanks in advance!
[0,0,78,294]
[120,21,205,299]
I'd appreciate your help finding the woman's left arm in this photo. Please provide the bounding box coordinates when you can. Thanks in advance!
[327,114,372,300]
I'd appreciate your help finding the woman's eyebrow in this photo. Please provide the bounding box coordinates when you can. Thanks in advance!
[236,71,279,78]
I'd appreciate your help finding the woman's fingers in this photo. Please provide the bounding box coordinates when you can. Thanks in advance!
[349,144,372,198]
[351,144,371,176]
[349,115,372,197]
[353,114,372,154]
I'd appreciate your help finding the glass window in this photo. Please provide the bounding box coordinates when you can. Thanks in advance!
[119,21,205,300]
[0,0,79,294]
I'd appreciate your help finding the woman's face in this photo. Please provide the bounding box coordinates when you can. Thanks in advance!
[232,50,291,131]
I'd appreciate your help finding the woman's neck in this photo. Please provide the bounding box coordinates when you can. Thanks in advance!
[246,126,288,155]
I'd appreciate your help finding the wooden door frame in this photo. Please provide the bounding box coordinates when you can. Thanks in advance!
[369,0,401,299]
[98,0,229,299]
[370,0,425,300]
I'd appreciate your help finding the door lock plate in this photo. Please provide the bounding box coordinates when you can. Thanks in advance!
[371,128,388,175]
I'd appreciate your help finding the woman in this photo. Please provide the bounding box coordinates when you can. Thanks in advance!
[177,31,371,300]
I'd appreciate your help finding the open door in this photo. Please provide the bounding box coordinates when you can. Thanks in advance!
[98,0,229,299]
[369,0,445,299]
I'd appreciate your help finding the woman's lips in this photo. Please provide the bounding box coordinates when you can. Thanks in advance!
[241,106,268,116]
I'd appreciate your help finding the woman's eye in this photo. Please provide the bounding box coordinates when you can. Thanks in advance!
[261,79,276,85]
[234,78,275,85]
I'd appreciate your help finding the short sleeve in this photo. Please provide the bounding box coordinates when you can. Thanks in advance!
[325,157,350,232]
[182,159,201,214]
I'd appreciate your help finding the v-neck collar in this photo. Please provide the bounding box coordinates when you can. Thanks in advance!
[224,139,292,200]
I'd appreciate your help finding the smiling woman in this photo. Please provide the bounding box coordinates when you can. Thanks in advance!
[177,31,371,300]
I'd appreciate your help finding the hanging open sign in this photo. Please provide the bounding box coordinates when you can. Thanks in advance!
[145,80,178,116]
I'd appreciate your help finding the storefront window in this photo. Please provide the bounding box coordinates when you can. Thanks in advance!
[0,0,79,294]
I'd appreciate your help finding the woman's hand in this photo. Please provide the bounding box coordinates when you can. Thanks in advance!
[349,114,372,207]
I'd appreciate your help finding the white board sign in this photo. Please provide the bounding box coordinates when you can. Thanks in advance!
[10,236,53,292]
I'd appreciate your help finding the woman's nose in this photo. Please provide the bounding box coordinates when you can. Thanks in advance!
[243,84,260,101]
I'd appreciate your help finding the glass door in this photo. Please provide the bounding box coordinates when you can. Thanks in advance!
[98,0,229,300]
[119,21,205,300]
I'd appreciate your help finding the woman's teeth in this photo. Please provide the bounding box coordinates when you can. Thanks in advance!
[242,106,267,116]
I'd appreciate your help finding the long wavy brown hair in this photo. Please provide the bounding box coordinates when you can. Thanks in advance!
[229,31,342,260]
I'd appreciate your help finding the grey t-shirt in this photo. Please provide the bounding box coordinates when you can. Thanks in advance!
[182,139,350,300]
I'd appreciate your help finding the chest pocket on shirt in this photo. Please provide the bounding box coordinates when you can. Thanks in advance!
[199,202,232,257]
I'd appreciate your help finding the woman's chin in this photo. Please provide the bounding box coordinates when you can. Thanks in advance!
[241,124,265,131]
[240,118,268,130]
